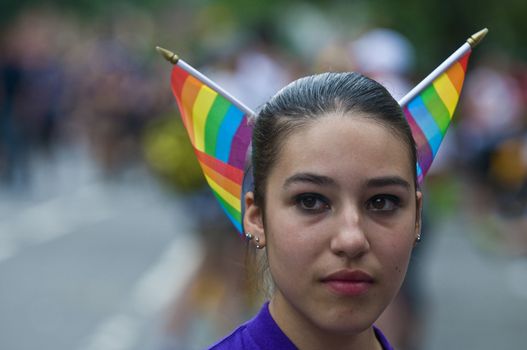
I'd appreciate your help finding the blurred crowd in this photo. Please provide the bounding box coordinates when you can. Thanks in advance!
[0,8,166,188]
[1,4,526,350]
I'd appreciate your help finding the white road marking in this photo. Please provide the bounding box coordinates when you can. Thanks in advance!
[78,315,140,350]
[0,180,163,263]
[0,183,112,261]
[0,234,17,262]
[507,258,527,299]
[77,233,203,350]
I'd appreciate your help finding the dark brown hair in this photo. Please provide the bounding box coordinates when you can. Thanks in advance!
[251,72,417,208]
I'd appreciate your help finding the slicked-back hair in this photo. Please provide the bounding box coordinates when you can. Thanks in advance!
[251,72,417,207]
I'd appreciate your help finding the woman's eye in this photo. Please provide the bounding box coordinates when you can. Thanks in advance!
[367,195,400,212]
[295,194,330,212]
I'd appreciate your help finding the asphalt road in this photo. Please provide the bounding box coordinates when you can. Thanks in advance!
[0,147,201,350]
[422,216,527,350]
[0,146,525,350]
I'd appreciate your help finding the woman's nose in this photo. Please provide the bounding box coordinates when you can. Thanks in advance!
[329,205,370,259]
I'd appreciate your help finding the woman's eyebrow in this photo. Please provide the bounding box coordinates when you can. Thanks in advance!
[366,176,411,189]
[283,172,336,189]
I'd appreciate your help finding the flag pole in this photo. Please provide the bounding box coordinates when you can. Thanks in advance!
[156,46,256,117]
[398,28,488,107]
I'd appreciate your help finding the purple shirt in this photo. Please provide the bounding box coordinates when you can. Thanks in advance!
[208,302,394,350]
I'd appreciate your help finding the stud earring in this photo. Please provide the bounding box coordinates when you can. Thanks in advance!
[255,236,263,249]
[416,233,422,243]
[245,232,253,241]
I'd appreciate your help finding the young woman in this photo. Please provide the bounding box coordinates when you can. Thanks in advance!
[209,72,422,350]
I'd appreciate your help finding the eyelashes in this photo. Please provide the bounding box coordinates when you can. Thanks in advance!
[295,193,330,213]
[366,195,401,212]
[293,193,402,214]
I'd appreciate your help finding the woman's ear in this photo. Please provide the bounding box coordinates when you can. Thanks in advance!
[415,190,423,240]
[244,191,266,247]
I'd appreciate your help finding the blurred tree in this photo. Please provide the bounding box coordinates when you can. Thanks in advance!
[366,0,527,70]
[1,0,525,72]
[142,114,205,193]
[203,0,526,71]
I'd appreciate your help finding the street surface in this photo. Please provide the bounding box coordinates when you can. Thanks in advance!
[0,146,525,350]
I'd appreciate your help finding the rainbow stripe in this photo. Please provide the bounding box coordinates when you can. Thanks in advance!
[171,64,253,233]
[402,51,471,183]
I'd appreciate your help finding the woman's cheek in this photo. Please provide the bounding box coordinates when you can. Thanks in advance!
[384,237,414,282]
[267,222,320,276]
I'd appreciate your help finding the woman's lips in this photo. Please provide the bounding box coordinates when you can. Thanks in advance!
[321,270,374,296]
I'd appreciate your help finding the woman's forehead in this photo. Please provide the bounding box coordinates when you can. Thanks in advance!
[271,115,415,185]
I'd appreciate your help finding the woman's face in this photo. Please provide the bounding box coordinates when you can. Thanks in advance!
[245,113,422,335]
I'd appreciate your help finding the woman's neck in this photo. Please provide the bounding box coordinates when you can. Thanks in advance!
[268,295,383,350]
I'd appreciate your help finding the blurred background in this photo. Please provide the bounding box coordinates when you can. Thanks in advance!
[1,0,526,349]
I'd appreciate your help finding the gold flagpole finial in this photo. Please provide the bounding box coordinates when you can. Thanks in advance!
[156,46,179,64]
[467,28,489,48]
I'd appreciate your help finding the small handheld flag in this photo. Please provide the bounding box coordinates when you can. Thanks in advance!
[399,28,488,183]
[156,47,255,233]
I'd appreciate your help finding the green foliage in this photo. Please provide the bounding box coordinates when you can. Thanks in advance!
[142,114,205,193]
[366,0,527,69]
[0,0,172,23]
[2,0,524,69]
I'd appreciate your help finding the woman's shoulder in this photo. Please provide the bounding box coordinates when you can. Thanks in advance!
[207,323,256,349]
[373,325,395,350]
[207,302,297,350]
[208,303,393,350]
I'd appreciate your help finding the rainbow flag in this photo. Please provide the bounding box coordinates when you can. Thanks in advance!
[401,51,471,183]
[170,64,253,233]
